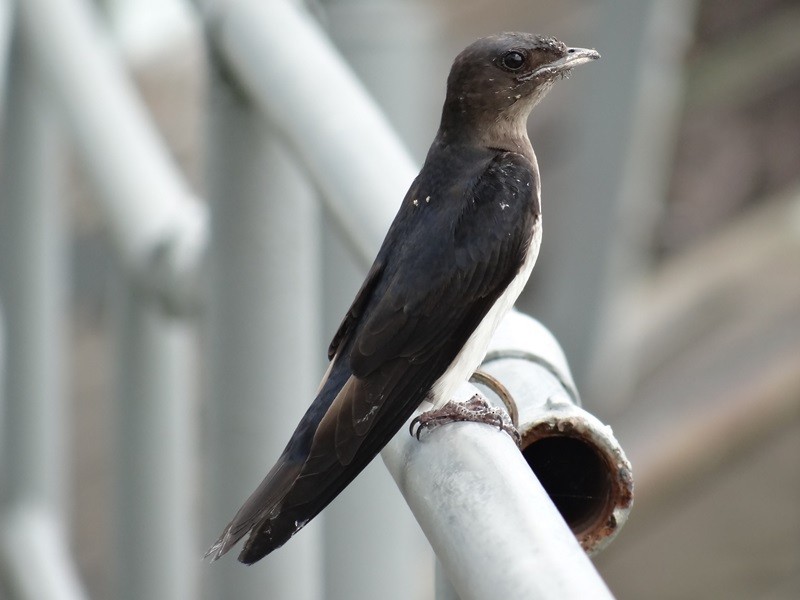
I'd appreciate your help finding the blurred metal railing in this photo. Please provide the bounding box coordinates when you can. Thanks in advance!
[0,1,630,599]
[0,28,83,600]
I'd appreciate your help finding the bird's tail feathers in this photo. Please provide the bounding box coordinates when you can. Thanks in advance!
[204,457,302,562]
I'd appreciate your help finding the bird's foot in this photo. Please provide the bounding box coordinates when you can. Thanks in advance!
[410,395,520,445]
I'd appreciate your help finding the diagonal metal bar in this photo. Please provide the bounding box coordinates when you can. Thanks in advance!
[0,27,88,600]
[196,0,418,265]
[383,392,616,600]
[382,311,626,600]
[15,0,206,312]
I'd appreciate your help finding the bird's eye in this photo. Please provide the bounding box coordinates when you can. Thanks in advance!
[501,51,525,71]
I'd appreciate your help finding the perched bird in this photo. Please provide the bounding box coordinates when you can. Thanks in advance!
[207,32,599,564]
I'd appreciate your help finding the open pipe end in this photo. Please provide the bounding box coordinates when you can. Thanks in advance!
[520,408,634,555]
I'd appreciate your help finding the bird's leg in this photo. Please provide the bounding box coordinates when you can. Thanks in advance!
[410,394,520,445]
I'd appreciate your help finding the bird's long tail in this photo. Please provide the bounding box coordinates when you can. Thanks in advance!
[206,351,436,564]
[204,454,303,562]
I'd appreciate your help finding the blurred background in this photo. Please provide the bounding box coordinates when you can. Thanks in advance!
[0,0,798,598]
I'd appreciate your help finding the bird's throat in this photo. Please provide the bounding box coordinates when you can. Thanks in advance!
[479,115,535,163]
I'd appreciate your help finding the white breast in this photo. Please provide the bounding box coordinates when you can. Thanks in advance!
[429,219,542,408]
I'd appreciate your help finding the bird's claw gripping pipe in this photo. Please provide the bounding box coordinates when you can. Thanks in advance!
[410,394,520,445]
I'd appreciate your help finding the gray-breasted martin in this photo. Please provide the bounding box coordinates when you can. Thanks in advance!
[207,32,599,564]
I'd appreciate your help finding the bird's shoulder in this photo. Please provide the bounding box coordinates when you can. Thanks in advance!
[416,143,539,205]
[388,146,540,254]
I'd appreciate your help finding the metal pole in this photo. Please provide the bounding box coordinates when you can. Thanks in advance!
[0,301,4,450]
[382,382,616,600]
[1,508,87,600]
[323,463,433,600]
[323,0,453,161]
[481,311,634,555]
[0,0,13,116]
[0,27,65,516]
[0,28,87,600]
[435,560,460,600]
[382,310,630,599]
[111,274,197,600]
[203,66,323,600]
[15,0,206,310]
[197,0,415,264]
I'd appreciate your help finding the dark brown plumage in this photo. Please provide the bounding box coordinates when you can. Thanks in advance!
[207,32,599,565]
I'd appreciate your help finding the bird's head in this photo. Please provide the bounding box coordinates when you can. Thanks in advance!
[438,32,599,151]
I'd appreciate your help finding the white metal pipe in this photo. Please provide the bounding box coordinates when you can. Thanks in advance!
[483,311,634,555]
[15,0,206,310]
[322,419,432,600]
[0,0,13,117]
[0,507,88,600]
[382,310,631,598]
[0,302,4,444]
[0,27,67,523]
[323,0,454,160]
[0,31,85,599]
[435,560,460,600]
[382,381,616,600]
[197,0,418,265]
[203,68,323,600]
[111,274,197,600]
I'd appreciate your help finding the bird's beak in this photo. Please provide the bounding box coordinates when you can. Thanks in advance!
[559,47,601,69]
[521,47,600,81]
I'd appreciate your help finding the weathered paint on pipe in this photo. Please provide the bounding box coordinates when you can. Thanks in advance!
[482,311,634,554]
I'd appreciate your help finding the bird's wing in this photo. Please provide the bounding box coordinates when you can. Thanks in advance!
[351,153,539,377]
[327,259,385,360]
[317,151,541,465]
